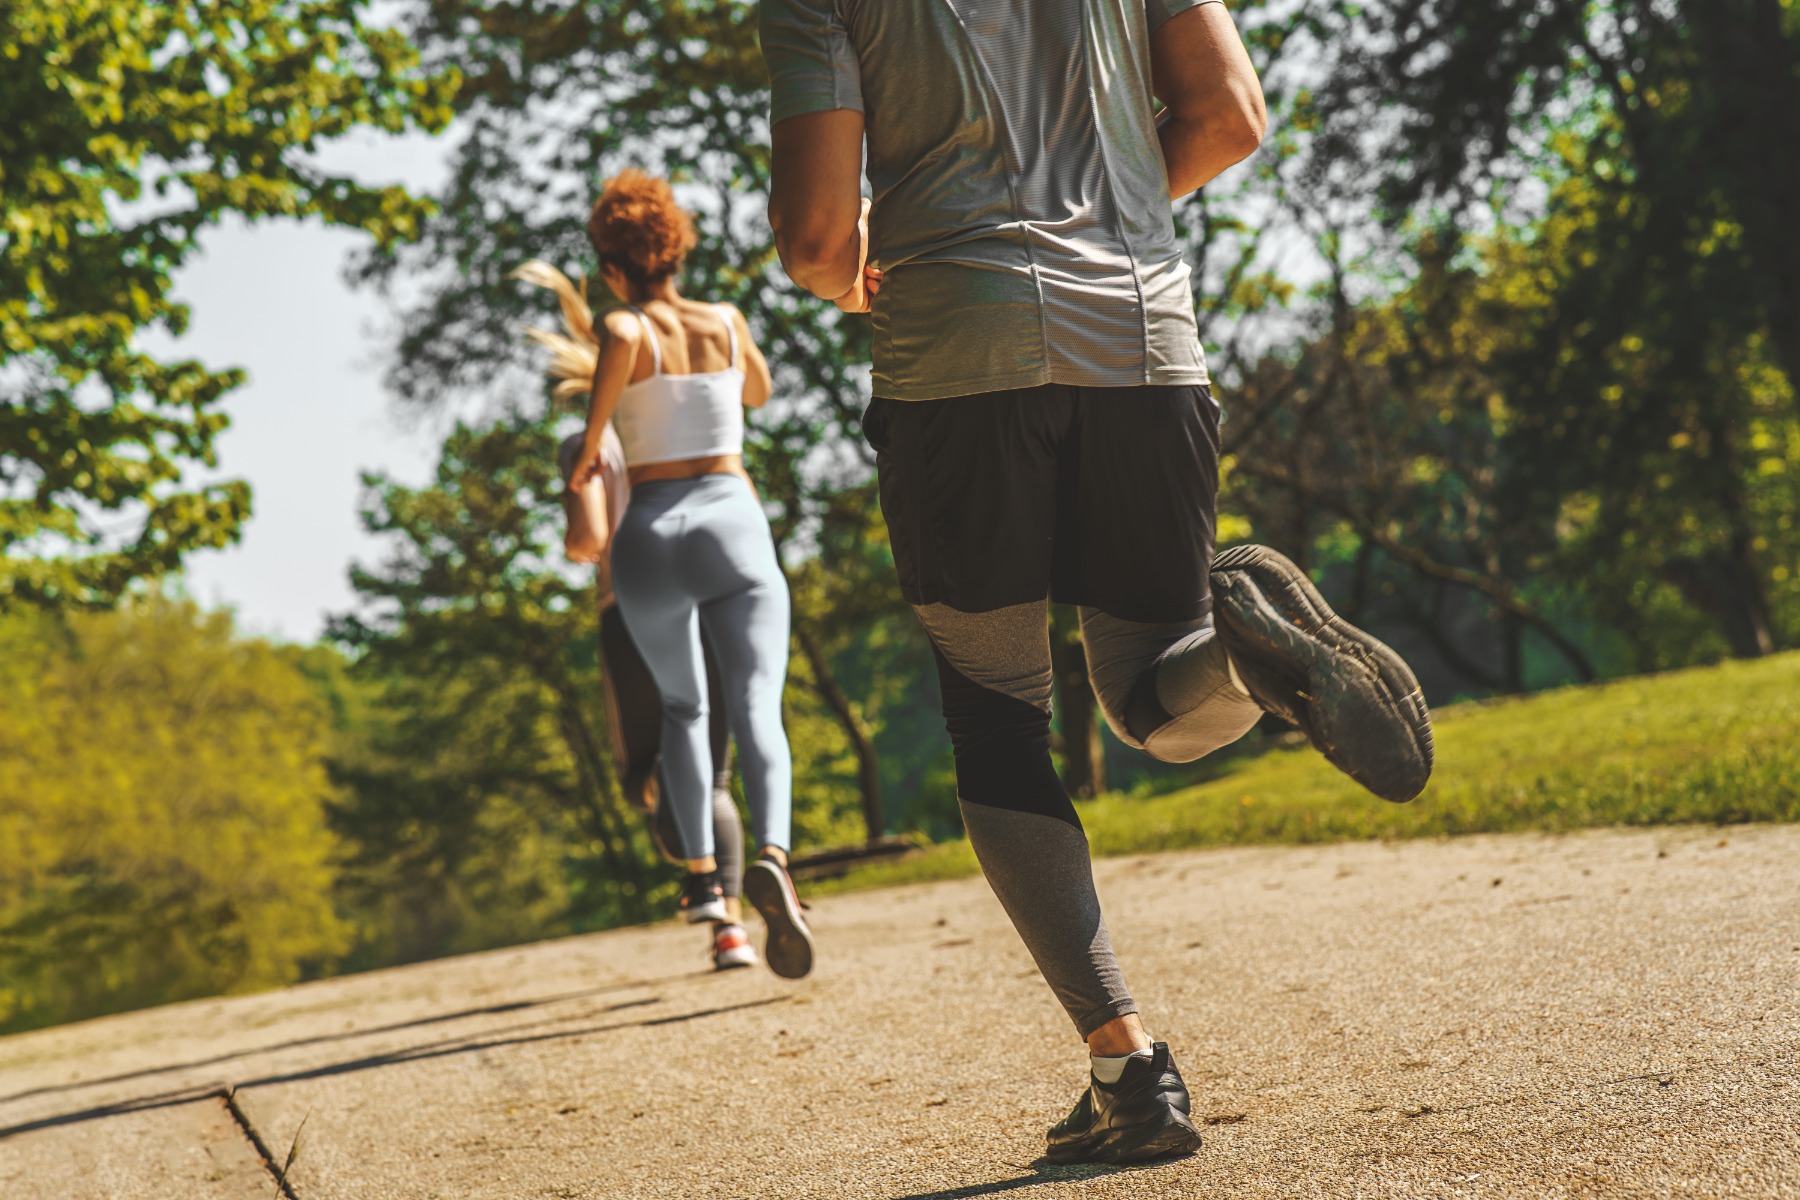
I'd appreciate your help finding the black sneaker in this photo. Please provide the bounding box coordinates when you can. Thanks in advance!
[742,857,814,980]
[1045,1043,1202,1165]
[1210,544,1434,803]
[678,869,728,925]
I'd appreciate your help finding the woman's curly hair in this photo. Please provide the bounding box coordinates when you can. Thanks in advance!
[586,169,697,291]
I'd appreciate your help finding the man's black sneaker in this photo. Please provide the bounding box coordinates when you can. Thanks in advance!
[743,858,814,980]
[1045,1042,1202,1165]
[678,869,728,925]
[1210,543,1434,803]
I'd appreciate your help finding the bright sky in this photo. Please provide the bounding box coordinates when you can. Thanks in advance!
[155,129,459,643]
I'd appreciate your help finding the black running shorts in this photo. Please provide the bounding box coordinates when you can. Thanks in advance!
[862,383,1220,623]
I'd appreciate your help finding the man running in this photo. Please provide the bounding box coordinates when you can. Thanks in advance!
[761,0,1434,1165]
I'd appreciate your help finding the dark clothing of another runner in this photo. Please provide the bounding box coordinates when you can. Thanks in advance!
[599,603,744,898]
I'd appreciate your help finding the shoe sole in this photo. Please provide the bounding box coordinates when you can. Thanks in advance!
[1211,544,1434,803]
[1045,1110,1203,1165]
[713,950,758,971]
[743,861,815,980]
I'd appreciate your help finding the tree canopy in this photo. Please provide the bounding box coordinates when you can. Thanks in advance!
[0,0,456,608]
[0,597,347,1032]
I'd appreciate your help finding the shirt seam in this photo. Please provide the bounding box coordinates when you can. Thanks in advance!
[1076,5,1154,384]
[938,0,1053,382]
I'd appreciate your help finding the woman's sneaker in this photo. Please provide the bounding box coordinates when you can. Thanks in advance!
[1046,1043,1202,1165]
[1210,543,1435,803]
[712,923,759,971]
[679,869,729,924]
[743,857,815,980]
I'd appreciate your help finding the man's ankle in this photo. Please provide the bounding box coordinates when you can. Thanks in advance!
[1086,1012,1152,1058]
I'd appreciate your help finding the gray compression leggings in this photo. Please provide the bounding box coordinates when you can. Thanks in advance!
[917,601,1262,1038]
[611,474,793,860]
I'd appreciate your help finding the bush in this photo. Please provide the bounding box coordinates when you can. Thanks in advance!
[0,598,347,1032]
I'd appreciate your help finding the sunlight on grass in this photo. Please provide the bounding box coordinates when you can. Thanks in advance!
[816,651,1800,896]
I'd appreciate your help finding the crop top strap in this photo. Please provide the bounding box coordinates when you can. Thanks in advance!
[628,305,662,375]
[715,304,740,370]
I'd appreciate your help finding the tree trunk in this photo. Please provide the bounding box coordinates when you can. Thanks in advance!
[1049,608,1106,799]
[1662,552,1776,659]
[792,623,885,842]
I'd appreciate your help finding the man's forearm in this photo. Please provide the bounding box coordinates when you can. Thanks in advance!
[1158,108,1264,198]
[1150,3,1268,199]
[768,109,868,301]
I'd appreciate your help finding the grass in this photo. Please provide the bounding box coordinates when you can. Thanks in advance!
[815,650,1800,896]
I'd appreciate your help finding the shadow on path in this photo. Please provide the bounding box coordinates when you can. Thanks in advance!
[888,1159,1172,1200]
[0,995,786,1142]
[0,972,706,1108]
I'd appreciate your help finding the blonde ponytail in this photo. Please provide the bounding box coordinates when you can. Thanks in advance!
[511,259,599,402]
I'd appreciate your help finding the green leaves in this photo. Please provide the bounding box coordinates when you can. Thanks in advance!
[1,0,458,609]
[0,598,349,1033]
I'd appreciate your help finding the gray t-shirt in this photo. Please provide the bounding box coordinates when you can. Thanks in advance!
[761,0,1221,401]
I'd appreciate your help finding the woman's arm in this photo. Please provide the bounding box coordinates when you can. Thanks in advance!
[559,434,608,563]
[731,306,774,409]
[571,309,643,490]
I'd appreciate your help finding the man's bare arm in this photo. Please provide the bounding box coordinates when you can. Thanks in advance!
[769,109,867,304]
[1152,3,1268,198]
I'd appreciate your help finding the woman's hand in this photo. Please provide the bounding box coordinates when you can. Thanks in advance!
[562,432,611,565]
[567,438,605,492]
[833,198,875,314]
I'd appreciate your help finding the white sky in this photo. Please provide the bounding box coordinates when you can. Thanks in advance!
[156,128,458,643]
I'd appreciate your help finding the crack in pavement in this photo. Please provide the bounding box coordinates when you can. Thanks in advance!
[221,1089,303,1200]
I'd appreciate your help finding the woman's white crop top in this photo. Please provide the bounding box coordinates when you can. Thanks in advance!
[612,304,746,466]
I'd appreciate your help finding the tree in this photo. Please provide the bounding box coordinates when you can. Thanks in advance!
[327,416,664,958]
[356,0,926,836]
[1301,0,1798,657]
[1,0,455,608]
[0,597,348,1033]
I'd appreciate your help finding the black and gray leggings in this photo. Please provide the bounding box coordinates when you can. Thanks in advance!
[920,601,1261,1037]
[864,384,1262,1040]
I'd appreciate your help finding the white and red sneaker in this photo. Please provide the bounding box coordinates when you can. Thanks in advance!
[712,923,759,971]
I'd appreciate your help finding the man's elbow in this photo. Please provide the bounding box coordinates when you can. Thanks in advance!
[775,233,844,295]
[769,214,849,298]
[1224,103,1267,162]
[1204,84,1268,163]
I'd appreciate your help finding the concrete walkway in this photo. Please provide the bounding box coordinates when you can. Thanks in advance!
[3,825,1796,1199]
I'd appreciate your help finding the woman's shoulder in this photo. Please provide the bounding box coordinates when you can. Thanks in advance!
[597,306,646,343]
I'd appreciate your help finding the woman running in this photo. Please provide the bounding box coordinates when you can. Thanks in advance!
[516,260,759,972]
[564,170,813,980]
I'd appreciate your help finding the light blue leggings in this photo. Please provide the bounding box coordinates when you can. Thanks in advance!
[610,474,793,858]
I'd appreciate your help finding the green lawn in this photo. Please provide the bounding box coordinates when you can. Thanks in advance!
[818,650,1800,895]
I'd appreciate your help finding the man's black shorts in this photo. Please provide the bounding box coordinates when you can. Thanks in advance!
[861,383,1220,624]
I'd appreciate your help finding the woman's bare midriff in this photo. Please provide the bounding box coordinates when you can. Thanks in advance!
[627,454,753,491]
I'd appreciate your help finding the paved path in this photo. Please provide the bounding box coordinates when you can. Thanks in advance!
[3,825,1797,1200]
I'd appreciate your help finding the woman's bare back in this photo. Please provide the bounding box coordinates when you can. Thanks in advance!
[625,297,737,381]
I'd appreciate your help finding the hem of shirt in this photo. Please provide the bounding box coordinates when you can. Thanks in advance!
[872,365,1212,403]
